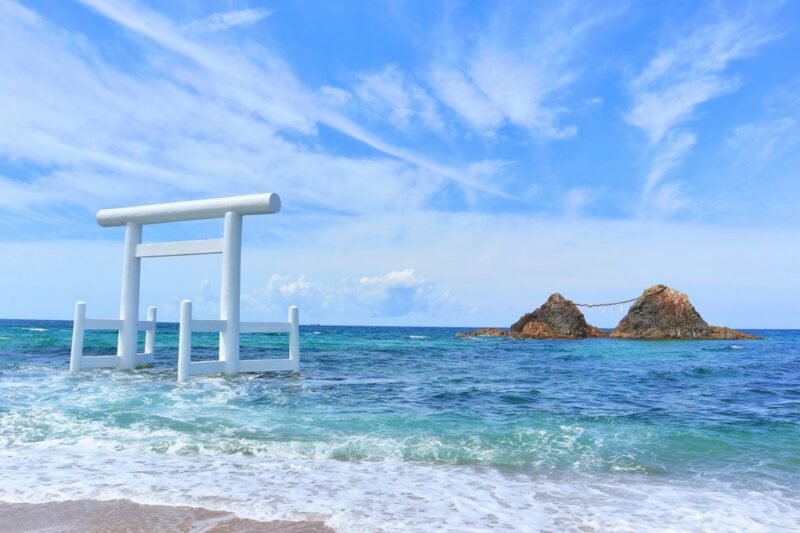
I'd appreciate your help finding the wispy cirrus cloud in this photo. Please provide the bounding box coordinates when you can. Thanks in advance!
[562,187,596,217]
[316,2,619,140]
[0,0,512,229]
[626,5,780,216]
[428,2,619,138]
[351,65,445,131]
[713,80,800,219]
[0,3,421,215]
[728,117,797,163]
[643,131,696,197]
[727,82,800,165]
[76,0,507,196]
[183,8,271,33]
[627,12,776,145]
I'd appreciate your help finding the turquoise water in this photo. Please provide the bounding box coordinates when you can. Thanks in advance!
[1,320,799,531]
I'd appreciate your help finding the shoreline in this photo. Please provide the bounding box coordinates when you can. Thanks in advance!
[0,499,333,533]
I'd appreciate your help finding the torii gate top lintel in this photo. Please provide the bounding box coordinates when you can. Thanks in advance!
[96,192,281,227]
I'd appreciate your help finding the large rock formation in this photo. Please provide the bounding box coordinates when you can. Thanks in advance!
[458,293,607,339]
[610,285,757,340]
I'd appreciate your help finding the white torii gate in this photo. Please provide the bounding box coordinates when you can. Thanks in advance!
[69,193,300,381]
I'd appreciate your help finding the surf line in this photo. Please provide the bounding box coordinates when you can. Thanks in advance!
[69,193,300,381]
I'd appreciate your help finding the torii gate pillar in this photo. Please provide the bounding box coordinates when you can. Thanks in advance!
[220,211,242,375]
[118,222,142,370]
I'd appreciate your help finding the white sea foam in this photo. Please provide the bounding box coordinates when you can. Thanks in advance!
[21,327,47,332]
[408,335,428,339]
[0,444,797,532]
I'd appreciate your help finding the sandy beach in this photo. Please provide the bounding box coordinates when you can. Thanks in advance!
[0,500,333,533]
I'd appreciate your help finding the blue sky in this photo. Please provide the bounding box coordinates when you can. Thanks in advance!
[1,0,799,327]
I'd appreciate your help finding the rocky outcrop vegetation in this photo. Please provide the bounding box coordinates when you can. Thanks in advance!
[458,293,607,339]
[610,285,758,340]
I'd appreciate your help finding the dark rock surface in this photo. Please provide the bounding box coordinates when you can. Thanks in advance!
[610,285,758,340]
[510,293,607,339]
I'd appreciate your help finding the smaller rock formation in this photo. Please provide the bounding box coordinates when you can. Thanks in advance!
[458,293,607,339]
[510,293,608,339]
[455,328,508,338]
[706,326,758,340]
[610,285,758,340]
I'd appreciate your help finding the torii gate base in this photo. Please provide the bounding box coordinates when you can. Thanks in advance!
[69,193,299,381]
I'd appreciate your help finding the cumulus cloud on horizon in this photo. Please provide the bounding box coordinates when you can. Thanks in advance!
[240,269,458,320]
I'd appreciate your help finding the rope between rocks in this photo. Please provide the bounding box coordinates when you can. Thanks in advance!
[570,286,667,308]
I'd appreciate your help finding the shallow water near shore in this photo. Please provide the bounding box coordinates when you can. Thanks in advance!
[1,320,799,531]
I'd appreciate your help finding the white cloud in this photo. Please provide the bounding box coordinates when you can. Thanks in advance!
[429,68,503,132]
[645,182,690,219]
[0,0,510,225]
[74,0,507,196]
[717,82,800,210]
[643,131,696,196]
[428,2,615,138]
[318,85,352,108]
[627,9,776,143]
[353,65,444,131]
[242,269,457,320]
[638,131,696,217]
[183,8,271,33]
[727,117,797,163]
[628,77,735,147]
[562,187,594,217]
[626,7,778,215]
[348,269,453,317]
[0,0,39,24]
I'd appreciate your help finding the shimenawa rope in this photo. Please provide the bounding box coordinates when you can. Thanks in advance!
[569,286,667,308]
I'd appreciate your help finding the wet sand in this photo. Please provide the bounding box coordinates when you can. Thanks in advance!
[0,499,333,532]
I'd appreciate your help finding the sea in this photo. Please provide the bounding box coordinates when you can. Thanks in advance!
[0,320,798,532]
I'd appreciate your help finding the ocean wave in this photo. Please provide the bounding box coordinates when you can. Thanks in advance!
[700,344,747,352]
[0,445,797,532]
[0,407,567,466]
[408,335,428,339]
[0,404,656,471]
